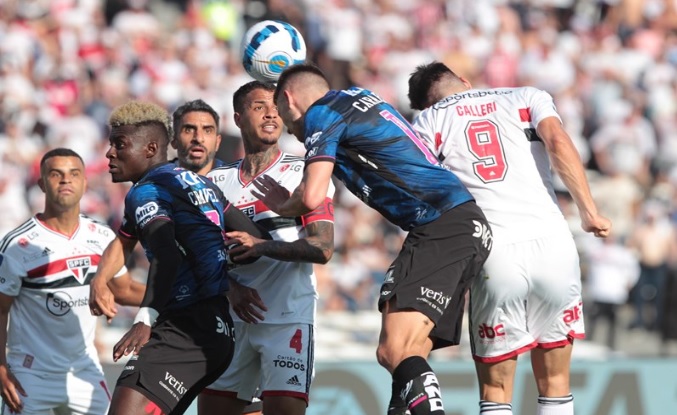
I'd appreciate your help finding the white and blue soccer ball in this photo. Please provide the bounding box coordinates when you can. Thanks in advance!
[241,20,307,83]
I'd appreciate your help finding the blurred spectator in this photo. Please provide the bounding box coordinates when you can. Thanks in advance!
[627,200,677,331]
[584,236,640,350]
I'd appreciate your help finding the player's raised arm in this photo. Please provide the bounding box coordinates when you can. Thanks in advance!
[537,116,612,238]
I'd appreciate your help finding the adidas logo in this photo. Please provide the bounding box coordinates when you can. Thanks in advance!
[286,375,301,386]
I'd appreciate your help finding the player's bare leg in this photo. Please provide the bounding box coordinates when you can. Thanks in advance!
[108,386,165,415]
[262,395,306,415]
[377,298,442,415]
[531,344,574,415]
[197,393,258,415]
[474,357,517,414]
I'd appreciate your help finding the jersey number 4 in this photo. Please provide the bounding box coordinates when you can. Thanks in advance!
[465,120,507,183]
[290,329,303,354]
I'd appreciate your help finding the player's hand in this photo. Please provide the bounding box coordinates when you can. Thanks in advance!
[581,213,612,238]
[227,279,267,324]
[0,364,26,413]
[89,275,118,323]
[251,174,291,214]
[225,231,265,264]
[113,322,151,362]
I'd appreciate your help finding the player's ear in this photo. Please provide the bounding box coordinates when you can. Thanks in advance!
[146,141,158,158]
[37,177,46,193]
[233,112,242,128]
[460,76,472,89]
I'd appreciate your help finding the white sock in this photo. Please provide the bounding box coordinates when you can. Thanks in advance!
[537,394,574,415]
[479,400,513,414]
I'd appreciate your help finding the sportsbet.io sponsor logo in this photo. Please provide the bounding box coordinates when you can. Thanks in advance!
[46,291,88,316]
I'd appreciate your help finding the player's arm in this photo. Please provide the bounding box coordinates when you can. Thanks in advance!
[0,293,26,412]
[112,219,181,362]
[222,202,271,240]
[252,161,334,217]
[107,272,146,307]
[89,234,138,321]
[537,116,611,237]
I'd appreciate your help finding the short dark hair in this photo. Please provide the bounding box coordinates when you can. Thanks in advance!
[233,81,276,113]
[273,63,328,104]
[408,62,456,111]
[40,148,84,174]
[172,99,220,137]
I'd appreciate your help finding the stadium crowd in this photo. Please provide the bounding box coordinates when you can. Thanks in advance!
[1,0,677,357]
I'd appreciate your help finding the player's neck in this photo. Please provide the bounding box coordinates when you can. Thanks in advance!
[241,146,280,181]
[37,207,81,236]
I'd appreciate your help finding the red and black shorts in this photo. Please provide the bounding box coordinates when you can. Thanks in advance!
[378,201,492,350]
[116,295,235,414]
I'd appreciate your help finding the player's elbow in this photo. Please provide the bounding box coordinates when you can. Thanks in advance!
[301,194,323,213]
[318,247,334,264]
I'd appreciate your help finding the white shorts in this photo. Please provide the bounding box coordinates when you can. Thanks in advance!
[204,322,314,403]
[469,228,585,363]
[2,366,110,415]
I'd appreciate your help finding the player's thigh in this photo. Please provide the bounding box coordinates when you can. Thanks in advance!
[55,366,110,415]
[197,392,249,415]
[202,322,260,404]
[7,371,66,415]
[262,395,307,415]
[470,244,533,361]
[256,323,314,404]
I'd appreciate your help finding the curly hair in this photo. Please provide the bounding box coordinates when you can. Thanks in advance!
[109,101,172,142]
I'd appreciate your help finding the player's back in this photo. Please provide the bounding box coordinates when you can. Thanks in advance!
[414,86,567,244]
[123,163,230,309]
[304,87,474,231]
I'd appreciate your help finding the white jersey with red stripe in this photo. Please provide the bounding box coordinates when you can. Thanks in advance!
[209,152,335,325]
[0,215,126,374]
[413,87,567,244]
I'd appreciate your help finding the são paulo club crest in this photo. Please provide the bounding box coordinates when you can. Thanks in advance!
[67,256,92,284]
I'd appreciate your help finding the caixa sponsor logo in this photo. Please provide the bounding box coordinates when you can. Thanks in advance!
[46,291,88,316]
[478,323,505,339]
[273,360,306,371]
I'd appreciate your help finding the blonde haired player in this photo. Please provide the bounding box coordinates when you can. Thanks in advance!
[408,62,611,415]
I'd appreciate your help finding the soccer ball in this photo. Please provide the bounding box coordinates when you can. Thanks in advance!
[241,20,307,83]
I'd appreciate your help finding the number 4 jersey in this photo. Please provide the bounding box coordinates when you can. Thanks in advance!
[413,87,567,244]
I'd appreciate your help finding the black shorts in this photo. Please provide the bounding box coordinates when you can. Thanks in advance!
[116,295,235,414]
[378,201,492,350]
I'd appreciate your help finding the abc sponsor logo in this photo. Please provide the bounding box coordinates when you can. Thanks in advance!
[46,291,89,316]
[477,323,506,340]
[563,301,583,325]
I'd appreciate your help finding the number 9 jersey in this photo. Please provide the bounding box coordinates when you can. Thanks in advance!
[413,87,567,244]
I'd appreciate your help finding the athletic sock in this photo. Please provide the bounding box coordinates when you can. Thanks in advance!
[388,380,410,415]
[392,356,445,415]
[537,394,574,415]
[479,400,513,414]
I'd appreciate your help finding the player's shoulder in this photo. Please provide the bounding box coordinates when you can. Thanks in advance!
[209,159,241,174]
[79,214,114,232]
[0,217,38,254]
[279,152,305,166]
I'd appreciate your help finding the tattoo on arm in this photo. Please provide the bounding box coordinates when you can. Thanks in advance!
[258,220,334,264]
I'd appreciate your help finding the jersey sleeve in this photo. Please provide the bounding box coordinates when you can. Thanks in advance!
[121,183,174,237]
[0,252,24,296]
[412,112,439,156]
[524,87,562,127]
[303,105,347,165]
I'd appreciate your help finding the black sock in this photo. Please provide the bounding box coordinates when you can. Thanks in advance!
[388,380,409,415]
[392,356,445,415]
